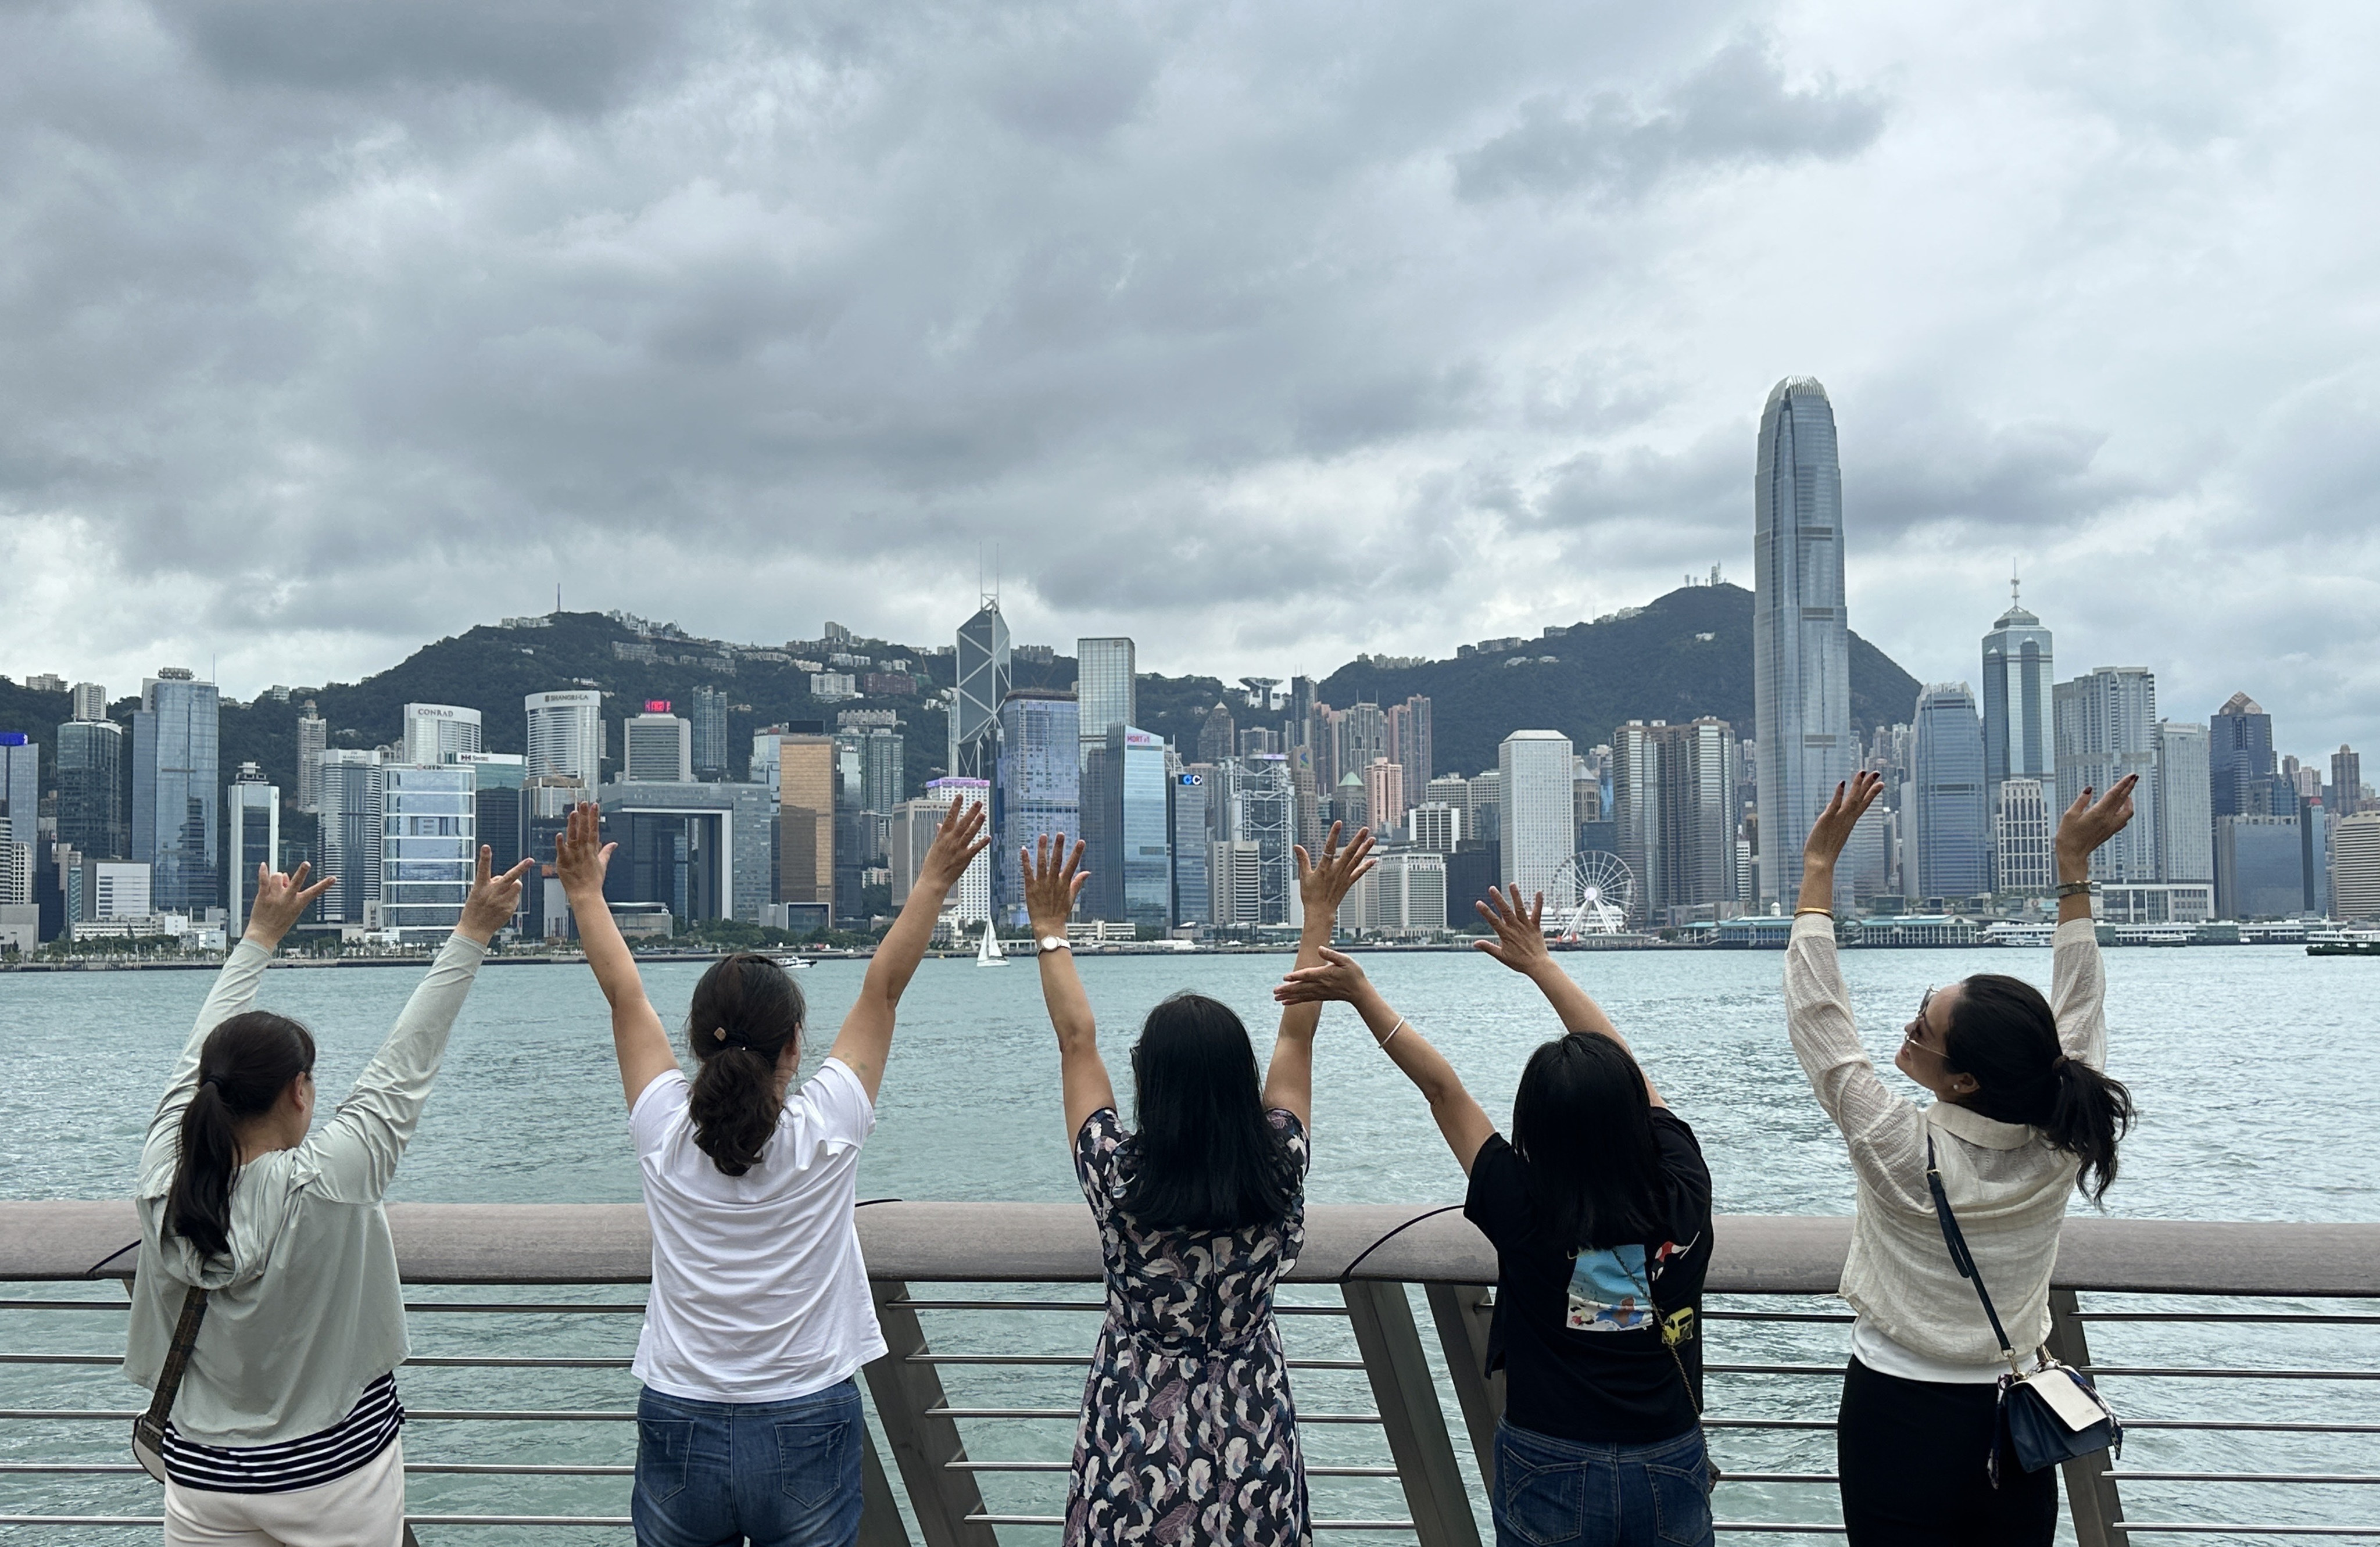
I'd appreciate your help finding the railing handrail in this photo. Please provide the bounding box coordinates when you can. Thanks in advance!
[5,1201,2377,1296]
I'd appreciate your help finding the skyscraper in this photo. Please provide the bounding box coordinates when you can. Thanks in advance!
[624,706,694,782]
[1170,757,1210,928]
[2154,720,2213,884]
[2333,812,2380,921]
[1076,638,1136,762]
[1362,758,1406,837]
[995,691,1079,925]
[69,681,108,723]
[380,764,475,939]
[1388,694,1433,811]
[56,717,127,860]
[1610,719,1739,923]
[295,701,327,814]
[950,597,1011,781]
[913,778,994,923]
[315,750,382,926]
[226,765,281,938]
[2209,693,2278,818]
[1196,704,1237,765]
[2053,667,2161,883]
[1243,753,1297,927]
[1993,778,2053,896]
[133,669,221,914]
[778,733,836,921]
[400,703,483,766]
[1082,726,1170,930]
[526,691,604,784]
[2214,814,2303,921]
[1499,730,1575,902]
[2331,746,2364,818]
[0,733,38,835]
[1753,377,1853,907]
[1981,579,2053,822]
[1909,684,1991,901]
[690,685,729,779]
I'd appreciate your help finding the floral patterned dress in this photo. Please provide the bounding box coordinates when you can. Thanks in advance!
[1065,1106,1311,1547]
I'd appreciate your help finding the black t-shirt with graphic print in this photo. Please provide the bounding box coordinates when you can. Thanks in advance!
[1463,1108,1714,1445]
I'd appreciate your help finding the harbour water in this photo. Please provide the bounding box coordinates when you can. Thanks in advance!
[5,943,2376,1541]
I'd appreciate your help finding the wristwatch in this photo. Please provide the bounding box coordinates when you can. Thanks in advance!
[1038,935,1072,954]
[2055,880,2093,898]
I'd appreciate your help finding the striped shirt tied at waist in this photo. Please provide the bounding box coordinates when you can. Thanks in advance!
[162,1373,403,1493]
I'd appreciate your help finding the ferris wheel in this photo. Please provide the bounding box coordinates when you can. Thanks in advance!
[1547,851,1637,939]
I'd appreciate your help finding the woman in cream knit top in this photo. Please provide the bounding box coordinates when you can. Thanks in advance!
[1785,771,2139,1546]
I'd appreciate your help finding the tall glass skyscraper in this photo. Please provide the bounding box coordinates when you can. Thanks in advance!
[1753,377,1853,907]
[950,597,1011,781]
[316,750,383,926]
[995,691,1079,925]
[380,764,476,938]
[525,690,604,785]
[1075,638,1136,760]
[2209,692,2279,818]
[133,669,221,914]
[1981,581,2053,828]
[2053,667,2161,883]
[56,718,127,860]
[1910,683,1991,900]
[226,766,281,937]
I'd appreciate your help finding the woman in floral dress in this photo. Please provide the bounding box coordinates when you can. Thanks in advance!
[1021,823,1376,1547]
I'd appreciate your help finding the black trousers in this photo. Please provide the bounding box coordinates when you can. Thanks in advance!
[1836,1357,2057,1546]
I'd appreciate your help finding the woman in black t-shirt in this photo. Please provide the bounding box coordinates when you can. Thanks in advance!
[1275,887,1716,1547]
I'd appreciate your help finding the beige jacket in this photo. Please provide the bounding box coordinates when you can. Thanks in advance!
[1783,915,2106,1366]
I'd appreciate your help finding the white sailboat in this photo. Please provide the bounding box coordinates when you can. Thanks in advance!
[975,921,1008,967]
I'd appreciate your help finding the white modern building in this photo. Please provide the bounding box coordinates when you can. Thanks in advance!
[2053,667,2161,884]
[1994,778,2053,896]
[526,690,603,785]
[624,709,694,783]
[2334,812,2380,922]
[2155,719,2213,884]
[296,703,327,813]
[1410,802,1462,854]
[400,703,484,767]
[1354,850,1448,934]
[1499,730,1576,902]
[1752,376,1854,908]
[380,764,477,939]
[906,778,993,923]
[226,768,281,939]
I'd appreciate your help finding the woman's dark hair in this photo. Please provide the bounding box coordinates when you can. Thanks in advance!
[1945,973,2135,1204]
[685,953,807,1176]
[1510,1032,1667,1252]
[168,1012,316,1260]
[1119,993,1298,1232]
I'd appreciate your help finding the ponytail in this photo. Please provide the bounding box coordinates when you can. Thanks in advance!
[685,953,807,1176]
[1945,975,2134,1205]
[167,1012,316,1259]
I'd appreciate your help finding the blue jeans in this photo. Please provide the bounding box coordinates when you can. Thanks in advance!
[632,1380,865,1547]
[1491,1420,1714,1547]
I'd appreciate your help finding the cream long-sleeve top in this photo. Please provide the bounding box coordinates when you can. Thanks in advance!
[1783,914,2106,1374]
[124,932,486,1446]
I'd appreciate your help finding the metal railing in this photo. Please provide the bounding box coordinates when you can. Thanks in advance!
[2,1202,2376,1542]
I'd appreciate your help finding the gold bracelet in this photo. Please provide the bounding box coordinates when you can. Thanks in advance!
[1793,906,1834,918]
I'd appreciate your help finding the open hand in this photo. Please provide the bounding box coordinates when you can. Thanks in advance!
[1274,946,1373,1007]
[1473,886,1551,975]
[2057,775,2136,865]
[1297,822,1377,921]
[553,803,614,900]
[918,800,992,893]
[1022,834,1089,939]
[459,846,536,944]
[1803,771,1885,873]
[242,861,336,948]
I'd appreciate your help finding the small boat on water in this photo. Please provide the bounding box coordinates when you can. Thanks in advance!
[975,921,1008,967]
[2308,941,2380,957]
[771,953,813,971]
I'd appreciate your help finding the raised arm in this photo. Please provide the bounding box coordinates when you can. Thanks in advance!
[1263,823,1376,1127]
[310,847,530,1202]
[1024,834,1115,1138]
[2049,776,2134,1068]
[557,803,678,1109]
[827,799,989,1101]
[142,863,335,1177]
[1473,885,1661,1106]
[1276,947,1494,1172]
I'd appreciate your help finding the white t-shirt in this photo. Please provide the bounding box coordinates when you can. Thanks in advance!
[629,1058,887,1403]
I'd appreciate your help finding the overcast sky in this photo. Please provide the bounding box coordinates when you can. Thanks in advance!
[2,1,2375,754]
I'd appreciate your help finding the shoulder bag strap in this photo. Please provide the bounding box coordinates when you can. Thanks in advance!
[142,1284,210,1435]
[1620,1251,1701,1416]
[1924,1136,2027,1381]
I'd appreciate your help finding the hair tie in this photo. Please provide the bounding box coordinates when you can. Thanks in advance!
[198,1073,224,1091]
[713,1027,729,1043]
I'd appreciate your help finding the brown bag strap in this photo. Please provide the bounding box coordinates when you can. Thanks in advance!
[142,1284,209,1433]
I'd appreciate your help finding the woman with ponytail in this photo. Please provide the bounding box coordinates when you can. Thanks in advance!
[127,850,529,1545]
[1786,771,2140,1546]
[557,796,988,1547]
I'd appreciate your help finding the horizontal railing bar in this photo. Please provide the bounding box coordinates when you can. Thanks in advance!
[0,1355,118,1365]
[1702,1311,1855,1323]
[0,1353,642,1369]
[0,1527,632,1533]
[937,1459,1405,1478]
[1710,1527,1847,1537]
[2111,1472,2380,1484]
[887,1298,1350,1316]
[0,1462,638,1477]
[1703,1419,1838,1431]
[903,1353,1370,1370]
[2082,1366,2380,1380]
[2124,1420,2380,1434]
[2075,1312,2380,1325]
[0,1408,642,1421]
[0,1301,126,1311]
[2114,1527,2380,1538]
[405,1303,647,1314]
[964,1516,1419,1532]
[924,1406,1384,1423]
[1708,1473,1838,1484]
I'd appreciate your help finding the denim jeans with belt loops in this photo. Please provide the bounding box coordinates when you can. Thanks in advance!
[633,1378,865,1547]
[1491,1419,1715,1547]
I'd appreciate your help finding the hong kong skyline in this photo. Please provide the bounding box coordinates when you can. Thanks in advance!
[0,3,2375,749]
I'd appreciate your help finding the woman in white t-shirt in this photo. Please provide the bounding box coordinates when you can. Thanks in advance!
[556,797,989,1547]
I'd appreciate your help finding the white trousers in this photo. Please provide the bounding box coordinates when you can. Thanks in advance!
[162,1438,405,1547]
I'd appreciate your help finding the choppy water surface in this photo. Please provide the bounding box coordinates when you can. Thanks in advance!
[5,944,2376,1542]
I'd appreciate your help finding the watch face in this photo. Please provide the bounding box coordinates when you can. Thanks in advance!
[1040,936,1069,951]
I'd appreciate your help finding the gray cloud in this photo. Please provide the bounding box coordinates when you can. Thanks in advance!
[0,0,2375,755]
[1452,31,1885,201]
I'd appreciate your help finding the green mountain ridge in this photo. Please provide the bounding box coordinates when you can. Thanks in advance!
[0,585,1921,815]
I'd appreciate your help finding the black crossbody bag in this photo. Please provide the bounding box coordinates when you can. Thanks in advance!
[1925,1138,2122,1485]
